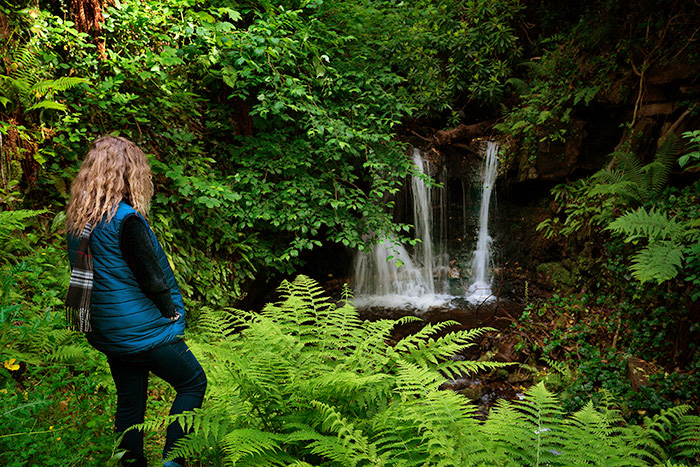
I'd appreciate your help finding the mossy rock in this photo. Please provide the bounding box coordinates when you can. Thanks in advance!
[536,261,576,290]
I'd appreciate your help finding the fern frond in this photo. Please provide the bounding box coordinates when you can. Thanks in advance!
[6,45,42,107]
[480,383,568,466]
[172,277,700,466]
[220,429,284,465]
[625,405,694,465]
[0,209,47,237]
[557,402,648,466]
[394,360,444,396]
[591,167,625,187]
[438,359,512,380]
[606,207,693,283]
[393,321,489,370]
[343,318,411,370]
[649,134,679,194]
[373,388,481,466]
[30,77,89,94]
[629,241,683,283]
[308,401,379,466]
[506,77,530,96]
[48,344,88,363]
[372,424,426,462]
[670,415,700,462]
[13,45,39,73]
[607,208,683,242]
[311,370,390,399]
[592,150,649,202]
[26,101,68,112]
[613,150,644,183]
[590,178,639,201]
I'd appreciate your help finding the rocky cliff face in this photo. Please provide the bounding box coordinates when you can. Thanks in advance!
[516,62,700,182]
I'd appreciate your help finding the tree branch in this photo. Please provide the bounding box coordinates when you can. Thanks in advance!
[433,120,496,146]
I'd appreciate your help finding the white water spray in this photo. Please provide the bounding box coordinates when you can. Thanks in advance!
[353,149,450,310]
[466,142,499,304]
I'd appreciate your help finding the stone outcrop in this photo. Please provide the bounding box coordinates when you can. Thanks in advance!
[431,62,700,183]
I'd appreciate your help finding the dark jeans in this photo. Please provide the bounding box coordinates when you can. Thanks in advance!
[107,339,207,467]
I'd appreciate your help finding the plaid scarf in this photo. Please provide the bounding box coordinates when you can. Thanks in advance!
[65,222,94,332]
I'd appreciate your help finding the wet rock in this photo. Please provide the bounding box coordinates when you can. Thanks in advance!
[477,349,497,362]
[536,261,575,290]
[442,378,484,401]
[459,382,484,401]
[494,336,520,363]
[647,63,700,85]
[495,368,510,380]
[508,371,531,384]
[627,356,657,391]
[638,102,677,117]
[518,119,586,181]
[441,378,470,392]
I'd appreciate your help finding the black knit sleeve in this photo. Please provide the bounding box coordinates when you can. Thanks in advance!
[119,215,178,319]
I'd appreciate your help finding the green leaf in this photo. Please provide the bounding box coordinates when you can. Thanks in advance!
[630,241,683,283]
[222,66,238,88]
[27,101,68,112]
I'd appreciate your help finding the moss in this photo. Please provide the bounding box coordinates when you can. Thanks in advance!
[536,261,576,290]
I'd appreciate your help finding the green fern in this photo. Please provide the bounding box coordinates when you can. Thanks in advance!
[0,42,89,119]
[628,241,683,283]
[0,44,41,108]
[130,275,507,466]
[607,208,684,242]
[26,100,68,112]
[30,76,90,95]
[592,135,679,204]
[135,276,700,466]
[670,415,700,461]
[473,383,700,467]
[607,207,696,283]
[614,150,646,196]
[0,209,47,238]
[647,135,679,194]
[506,77,530,96]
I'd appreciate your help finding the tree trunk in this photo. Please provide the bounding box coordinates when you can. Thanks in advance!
[70,0,106,59]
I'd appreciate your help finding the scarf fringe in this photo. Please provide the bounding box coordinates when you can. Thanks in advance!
[66,306,92,333]
[65,222,94,333]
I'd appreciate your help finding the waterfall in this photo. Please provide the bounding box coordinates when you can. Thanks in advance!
[411,149,435,293]
[466,142,498,304]
[353,149,449,310]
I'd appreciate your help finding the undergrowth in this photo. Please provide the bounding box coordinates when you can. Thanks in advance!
[140,276,700,466]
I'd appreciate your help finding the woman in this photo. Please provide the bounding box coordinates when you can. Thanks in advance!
[65,135,207,467]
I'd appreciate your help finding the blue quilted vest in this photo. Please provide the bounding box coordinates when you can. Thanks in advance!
[67,202,186,355]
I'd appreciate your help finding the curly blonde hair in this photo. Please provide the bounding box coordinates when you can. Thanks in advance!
[66,135,153,236]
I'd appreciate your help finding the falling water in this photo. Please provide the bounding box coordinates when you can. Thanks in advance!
[466,142,499,304]
[353,149,450,310]
[411,149,434,291]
